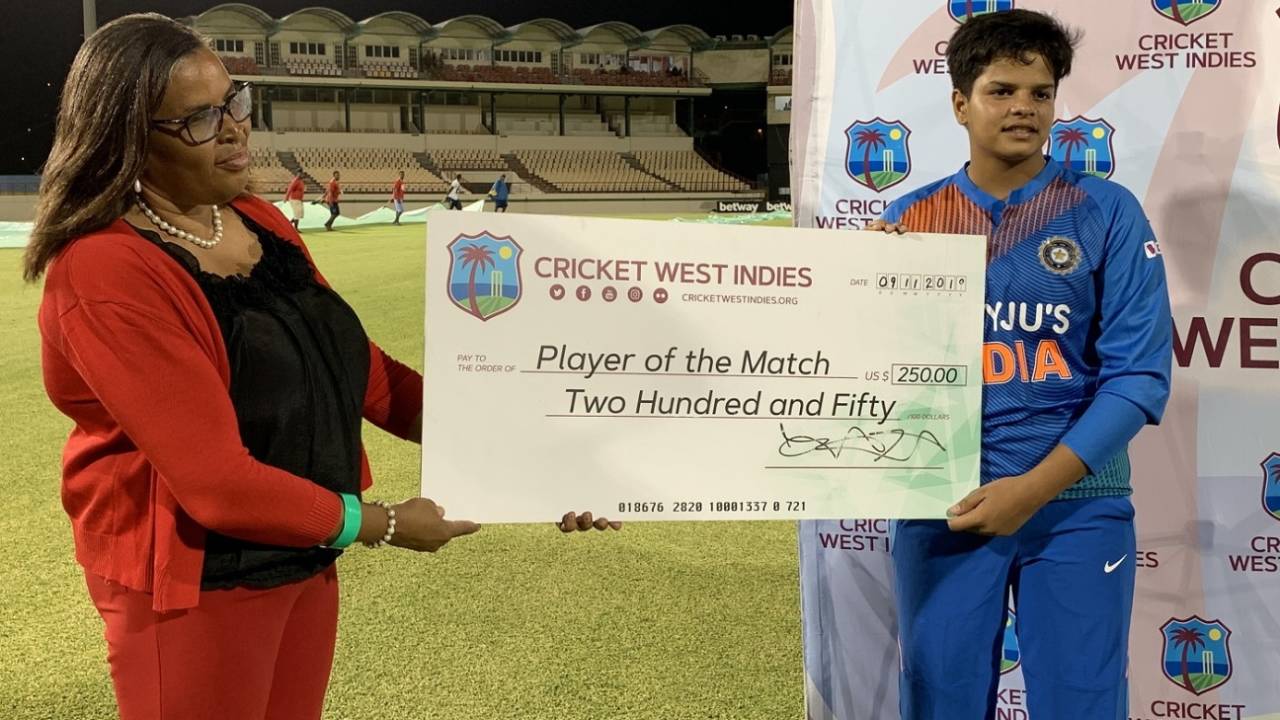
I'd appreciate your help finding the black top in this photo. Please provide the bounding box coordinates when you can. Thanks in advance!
[130,209,369,590]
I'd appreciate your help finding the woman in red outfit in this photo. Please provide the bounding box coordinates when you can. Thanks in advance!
[25,14,615,720]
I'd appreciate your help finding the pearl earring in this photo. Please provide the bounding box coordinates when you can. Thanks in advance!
[133,179,142,194]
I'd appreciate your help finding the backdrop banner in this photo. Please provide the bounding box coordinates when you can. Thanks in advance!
[792,2,1280,718]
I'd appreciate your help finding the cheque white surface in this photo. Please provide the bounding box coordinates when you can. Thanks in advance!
[422,212,985,522]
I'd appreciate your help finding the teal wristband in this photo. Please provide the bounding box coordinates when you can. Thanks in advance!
[331,493,362,549]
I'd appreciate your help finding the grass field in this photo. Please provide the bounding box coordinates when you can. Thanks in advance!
[1162,2,1216,22]
[452,293,516,318]
[869,171,905,190]
[0,218,803,719]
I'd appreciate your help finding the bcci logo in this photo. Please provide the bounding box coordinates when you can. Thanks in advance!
[1039,236,1081,275]
[1000,607,1021,675]
[446,232,522,321]
[1262,452,1280,522]
[1152,0,1221,26]
[845,118,911,193]
[1050,117,1116,180]
[949,0,1015,23]
[1160,617,1233,695]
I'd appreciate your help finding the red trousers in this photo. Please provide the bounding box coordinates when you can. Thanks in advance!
[85,565,339,720]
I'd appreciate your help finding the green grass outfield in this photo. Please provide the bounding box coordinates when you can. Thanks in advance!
[0,217,802,719]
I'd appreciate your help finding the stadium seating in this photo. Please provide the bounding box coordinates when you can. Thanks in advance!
[247,147,294,194]
[568,69,704,88]
[430,149,509,172]
[419,64,703,88]
[242,146,756,197]
[515,150,669,193]
[283,59,343,77]
[359,63,420,80]
[427,64,560,85]
[632,150,753,192]
[292,148,448,194]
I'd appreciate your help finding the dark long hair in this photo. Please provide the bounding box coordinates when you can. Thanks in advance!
[23,14,205,282]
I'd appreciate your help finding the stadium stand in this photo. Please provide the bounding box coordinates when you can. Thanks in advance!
[171,7,782,210]
[423,109,487,135]
[429,64,561,85]
[358,63,419,80]
[605,113,686,137]
[429,149,509,172]
[632,150,753,192]
[292,148,448,194]
[515,150,669,193]
[283,58,343,77]
[494,111,615,137]
[247,147,294,194]
[569,69,704,88]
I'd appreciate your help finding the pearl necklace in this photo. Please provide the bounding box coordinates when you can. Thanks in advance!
[135,193,223,249]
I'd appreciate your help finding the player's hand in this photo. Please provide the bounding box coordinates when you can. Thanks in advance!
[557,511,623,533]
[866,219,907,234]
[946,475,1047,536]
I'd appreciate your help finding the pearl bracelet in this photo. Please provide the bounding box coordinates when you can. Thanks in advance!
[363,500,397,548]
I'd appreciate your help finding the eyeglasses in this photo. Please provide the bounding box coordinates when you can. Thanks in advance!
[151,82,252,145]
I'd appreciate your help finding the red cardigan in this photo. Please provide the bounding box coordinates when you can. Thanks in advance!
[38,194,423,611]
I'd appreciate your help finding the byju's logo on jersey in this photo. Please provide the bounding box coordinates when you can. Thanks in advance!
[1000,608,1021,674]
[1262,452,1280,522]
[1160,616,1233,695]
[845,119,911,193]
[447,232,523,321]
[1050,117,1116,180]
[1152,0,1221,26]
[949,0,1015,24]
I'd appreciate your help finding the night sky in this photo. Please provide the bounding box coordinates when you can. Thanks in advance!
[0,0,793,175]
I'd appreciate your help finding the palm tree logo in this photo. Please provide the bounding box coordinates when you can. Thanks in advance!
[1261,452,1280,521]
[1050,117,1116,179]
[1053,126,1088,169]
[854,128,886,189]
[845,119,911,192]
[1170,627,1206,693]
[1161,617,1233,695]
[949,0,1014,24]
[447,233,523,321]
[459,244,496,318]
[1153,0,1220,26]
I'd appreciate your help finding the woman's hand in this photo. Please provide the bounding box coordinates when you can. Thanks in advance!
[557,511,622,533]
[390,498,480,552]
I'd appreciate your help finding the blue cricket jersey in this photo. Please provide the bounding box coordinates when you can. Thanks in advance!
[882,158,1172,497]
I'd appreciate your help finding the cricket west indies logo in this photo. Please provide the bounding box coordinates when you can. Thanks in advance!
[447,232,522,321]
[1050,117,1116,180]
[1262,452,1280,522]
[1000,607,1021,675]
[949,0,1015,24]
[1152,0,1221,25]
[844,118,911,193]
[1160,617,1233,695]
